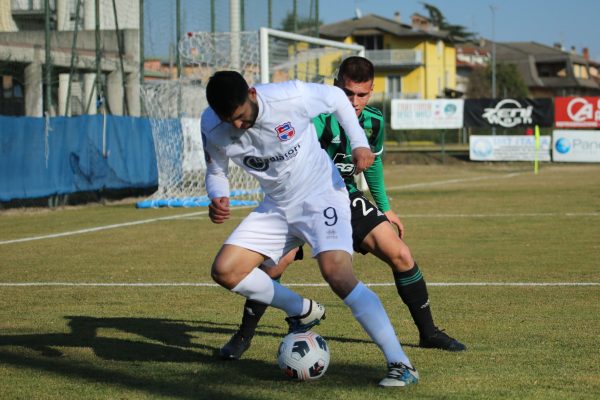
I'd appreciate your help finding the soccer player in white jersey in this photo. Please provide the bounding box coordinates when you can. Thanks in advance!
[201,71,418,387]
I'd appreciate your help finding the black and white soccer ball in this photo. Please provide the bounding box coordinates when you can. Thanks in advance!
[277,331,330,381]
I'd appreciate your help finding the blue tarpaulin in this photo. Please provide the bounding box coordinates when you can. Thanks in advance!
[0,115,157,202]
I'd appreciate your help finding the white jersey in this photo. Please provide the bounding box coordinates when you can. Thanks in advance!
[201,80,369,206]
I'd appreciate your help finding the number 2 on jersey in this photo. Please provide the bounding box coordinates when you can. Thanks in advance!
[352,197,375,217]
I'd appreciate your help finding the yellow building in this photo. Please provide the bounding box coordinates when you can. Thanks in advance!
[319,13,457,100]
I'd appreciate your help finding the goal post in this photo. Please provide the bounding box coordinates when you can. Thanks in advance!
[258,27,365,84]
[137,28,365,208]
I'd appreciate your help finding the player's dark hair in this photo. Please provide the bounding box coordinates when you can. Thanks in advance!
[206,70,249,119]
[336,56,374,84]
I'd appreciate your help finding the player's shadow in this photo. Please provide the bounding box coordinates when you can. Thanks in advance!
[0,316,234,361]
[0,316,295,399]
[0,315,405,397]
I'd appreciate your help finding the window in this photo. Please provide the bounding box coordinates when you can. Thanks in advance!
[387,75,402,99]
[354,35,383,50]
[536,62,567,77]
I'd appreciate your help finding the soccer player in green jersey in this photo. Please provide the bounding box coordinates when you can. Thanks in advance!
[220,56,465,367]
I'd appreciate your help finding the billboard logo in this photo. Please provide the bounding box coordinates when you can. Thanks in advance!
[555,138,572,154]
[472,138,493,157]
[444,103,457,115]
[567,98,594,122]
[482,99,533,128]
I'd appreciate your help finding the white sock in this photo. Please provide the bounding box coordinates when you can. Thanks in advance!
[343,281,412,367]
[231,268,304,316]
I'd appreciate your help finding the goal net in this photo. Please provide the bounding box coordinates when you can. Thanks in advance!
[137,28,364,208]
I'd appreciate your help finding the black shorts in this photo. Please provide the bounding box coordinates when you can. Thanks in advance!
[349,191,389,254]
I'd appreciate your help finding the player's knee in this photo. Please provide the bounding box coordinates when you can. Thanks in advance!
[211,258,239,288]
[389,247,414,272]
[318,251,357,298]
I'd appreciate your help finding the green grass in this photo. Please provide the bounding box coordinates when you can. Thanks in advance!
[1,163,599,399]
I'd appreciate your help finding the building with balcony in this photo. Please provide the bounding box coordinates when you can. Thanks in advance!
[0,0,140,116]
[318,13,457,100]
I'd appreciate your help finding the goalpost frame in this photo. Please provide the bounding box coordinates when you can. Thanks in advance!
[259,27,365,84]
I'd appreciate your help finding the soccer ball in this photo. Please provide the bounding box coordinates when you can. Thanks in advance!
[277,331,330,381]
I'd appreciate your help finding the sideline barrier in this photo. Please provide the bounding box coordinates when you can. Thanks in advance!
[0,115,156,202]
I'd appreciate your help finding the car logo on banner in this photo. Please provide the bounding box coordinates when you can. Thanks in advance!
[482,99,533,128]
[275,122,295,141]
[567,98,593,121]
[555,97,600,128]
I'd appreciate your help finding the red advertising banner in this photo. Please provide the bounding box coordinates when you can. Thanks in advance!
[555,97,600,128]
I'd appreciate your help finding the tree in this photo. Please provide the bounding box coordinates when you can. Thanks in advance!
[279,12,321,35]
[421,2,476,41]
[467,63,530,98]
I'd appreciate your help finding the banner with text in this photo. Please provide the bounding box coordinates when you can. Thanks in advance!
[469,135,551,161]
[391,99,464,129]
[553,130,600,162]
[554,97,600,128]
[464,98,553,128]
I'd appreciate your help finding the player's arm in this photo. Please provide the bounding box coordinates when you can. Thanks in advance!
[201,125,231,224]
[300,82,374,173]
[362,112,406,237]
[365,160,405,237]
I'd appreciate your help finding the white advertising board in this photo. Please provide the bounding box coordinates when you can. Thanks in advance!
[391,99,464,129]
[181,118,205,172]
[552,130,600,162]
[469,135,551,161]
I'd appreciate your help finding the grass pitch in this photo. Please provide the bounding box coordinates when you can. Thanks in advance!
[1,162,599,399]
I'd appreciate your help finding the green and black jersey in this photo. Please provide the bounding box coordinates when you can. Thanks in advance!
[312,105,390,213]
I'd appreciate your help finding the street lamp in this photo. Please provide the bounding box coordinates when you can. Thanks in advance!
[490,4,497,99]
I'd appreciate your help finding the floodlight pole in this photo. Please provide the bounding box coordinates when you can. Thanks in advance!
[490,5,497,100]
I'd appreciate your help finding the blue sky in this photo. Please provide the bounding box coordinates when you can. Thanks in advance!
[319,0,600,61]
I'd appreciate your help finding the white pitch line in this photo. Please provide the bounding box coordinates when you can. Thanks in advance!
[0,170,588,246]
[387,172,523,191]
[0,282,597,287]
[0,210,210,245]
[401,212,600,218]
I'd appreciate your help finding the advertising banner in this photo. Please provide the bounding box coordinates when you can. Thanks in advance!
[464,98,554,128]
[553,130,600,162]
[554,97,600,128]
[182,118,205,172]
[469,135,551,161]
[390,99,464,129]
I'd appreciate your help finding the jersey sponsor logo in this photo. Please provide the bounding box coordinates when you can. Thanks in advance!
[332,153,355,177]
[243,144,302,171]
[243,156,269,171]
[482,99,533,128]
[275,122,295,141]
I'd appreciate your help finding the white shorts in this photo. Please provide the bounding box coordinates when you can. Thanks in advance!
[224,186,353,265]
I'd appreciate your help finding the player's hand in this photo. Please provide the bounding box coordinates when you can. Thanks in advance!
[385,210,405,239]
[209,197,230,224]
[351,147,375,175]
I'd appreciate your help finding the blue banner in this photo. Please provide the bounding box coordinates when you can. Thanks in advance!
[0,115,157,202]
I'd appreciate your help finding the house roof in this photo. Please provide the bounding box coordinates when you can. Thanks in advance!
[481,41,600,91]
[319,13,453,42]
[494,42,589,64]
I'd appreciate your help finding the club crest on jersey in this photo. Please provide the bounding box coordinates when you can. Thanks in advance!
[275,122,295,141]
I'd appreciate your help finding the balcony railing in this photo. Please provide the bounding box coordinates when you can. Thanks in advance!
[11,0,51,12]
[365,49,423,67]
